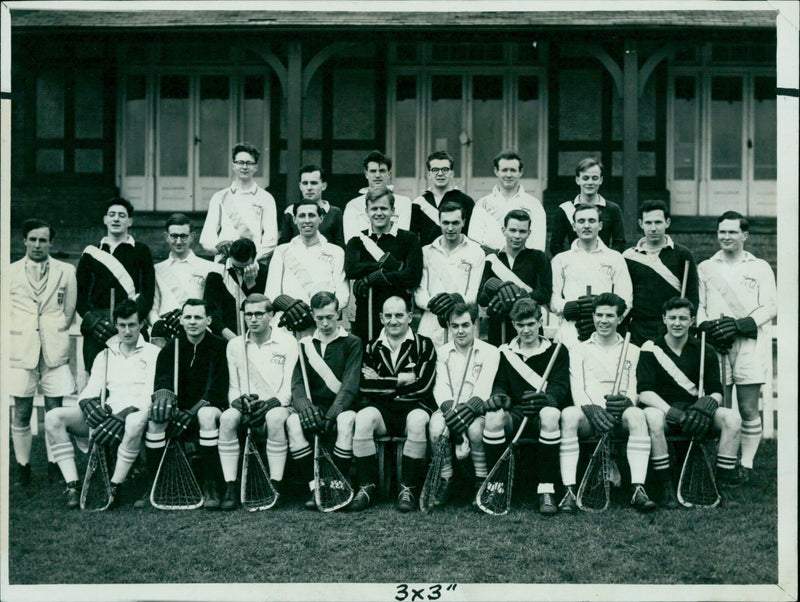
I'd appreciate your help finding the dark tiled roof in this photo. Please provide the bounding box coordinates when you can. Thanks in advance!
[9,9,777,31]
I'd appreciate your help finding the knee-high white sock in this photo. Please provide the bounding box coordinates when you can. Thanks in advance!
[740,418,762,469]
[266,438,288,481]
[218,437,241,482]
[45,435,54,463]
[403,437,427,461]
[51,441,78,483]
[112,444,140,484]
[11,425,32,465]
[559,436,580,487]
[627,436,651,484]
[352,436,376,458]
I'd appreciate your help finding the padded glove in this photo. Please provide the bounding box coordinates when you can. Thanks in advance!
[496,282,524,305]
[93,406,139,447]
[665,406,686,428]
[352,277,370,298]
[231,393,259,414]
[241,398,281,428]
[682,396,718,438]
[520,390,556,417]
[481,277,504,298]
[150,389,178,423]
[299,405,324,433]
[277,299,314,332]
[166,399,209,439]
[582,404,617,433]
[486,294,510,319]
[576,316,596,341]
[734,317,758,339]
[427,292,455,316]
[604,394,633,419]
[160,309,182,335]
[562,301,581,322]
[576,294,597,318]
[81,310,116,344]
[444,405,468,436]
[486,393,511,411]
[79,396,111,429]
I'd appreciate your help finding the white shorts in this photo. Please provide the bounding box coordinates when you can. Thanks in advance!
[8,355,75,398]
[720,335,768,386]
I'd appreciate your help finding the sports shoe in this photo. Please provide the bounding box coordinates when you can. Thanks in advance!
[396,484,416,513]
[221,481,239,511]
[14,463,31,487]
[718,483,740,507]
[133,487,151,509]
[630,484,657,513]
[432,478,452,507]
[47,462,62,484]
[349,484,376,512]
[305,490,318,510]
[657,482,680,509]
[64,481,80,509]
[108,482,122,510]
[203,481,221,510]
[558,486,577,513]
[538,492,558,515]
[730,465,751,488]
[471,479,484,506]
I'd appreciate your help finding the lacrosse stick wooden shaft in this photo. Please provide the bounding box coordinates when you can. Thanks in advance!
[298,341,313,400]
[173,336,179,394]
[698,331,706,398]
[509,341,563,446]
[680,260,690,298]
[611,331,632,396]
[368,289,373,341]
[100,289,115,407]
[240,311,250,394]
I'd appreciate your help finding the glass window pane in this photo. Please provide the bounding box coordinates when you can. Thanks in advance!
[125,75,147,176]
[612,150,655,176]
[332,150,365,174]
[75,149,103,173]
[36,149,64,173]
[710,76,743,180]
[36,71,64,139]
[471,75,503,177]
[303,69,322,140]
[394,75,417,178]
[279,149,321,175]
[517,75,539,178]
[673,76,697,180]
[199,75,230,177]
[614,75,656,141]
[158,75,189,177]
[753,76,776,180]
[74,71,104,139]
[559,151,600,176]
[559,70,601,141]
[430,75,462,156]
[242,75,265,158]
[333,69,375,140]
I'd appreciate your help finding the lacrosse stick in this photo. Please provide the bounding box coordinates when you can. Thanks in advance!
[297,343,354,512]
[501,321,507,345]
[576,331,631,512]
[718,314,731,409]
[81,290,115,512]
[677,331,720,508]
[151,336,204,510]
[680,260,690,297]
[477,342,563,515]
[239,312,278,511]
[368,288,374,341]
[419,348,474,513]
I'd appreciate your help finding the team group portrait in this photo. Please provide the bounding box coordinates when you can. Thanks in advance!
[2,3,794,600]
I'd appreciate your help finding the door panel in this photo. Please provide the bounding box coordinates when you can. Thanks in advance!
[156,75,192,210]
[469,74,504,199]
[707,76,746,213]
[749,76,777,216]
[196,75,232,212]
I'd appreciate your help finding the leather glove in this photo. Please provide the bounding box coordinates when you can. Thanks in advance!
[215,240,233,257]
[520,390,557,417]
[696,320,717,333]
[166,399,209,439]
[582,404,617,433]
[320,417,336,434]
[150,389,178,423]
[79,396,111,429]
[378,252,403,272]
[576,294,597,318]
[665,407,686,428]
[160,309,182,336]
[576,316,596,341]
[428,292,455,317]
[486,294,510,319]
[435,294,465,328]
[496,282,524,305]
[324,401,345,425]
[93,406,138,447]
[299,405,324,433]
[486,393,511,411]
[241,398,281,428]
[734,317,758,339]
[604,394,633,419]
[231,393,259,414]
[277,299,314,332]
[352,277,370,298]
[81,310,116,344]
[562,301,581,322]
[444,405,469,436]
[682,396,718,438]
[439,400,454,414]
[710,317,737,345]
[481,277,504,298]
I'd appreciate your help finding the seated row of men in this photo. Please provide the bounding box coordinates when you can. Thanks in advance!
[42,289,747,515]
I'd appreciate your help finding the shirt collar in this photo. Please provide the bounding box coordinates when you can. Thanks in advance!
[432,234,468,252]
[507,336,551,356]
[377,328,415,348]
[573,194,607,207]
[169,250,197,265]
[101,234,135,248]
[245,329,280,346]
[359,185,396,195]
[369,223,399,238]
[106,333,147,353]
[230,181,258,195]
[710,250,757,263]
[633,235,675,253]
[24,256,49,268]
[290,233,327,248]
[491,183,525,198]
[312,327,349,343]
[569,237,608,253]
[587,332,624,346]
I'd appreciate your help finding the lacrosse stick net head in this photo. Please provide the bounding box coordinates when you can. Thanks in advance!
[80,443,113,512]
[577,433,613,512]
[476,446,515,516]
[151,439,204,510]
[419,433,451,513]
[313,435,354,512]
[677,439,720,508]
[241,432,278,511]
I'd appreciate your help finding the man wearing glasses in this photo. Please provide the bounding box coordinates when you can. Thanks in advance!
[199,142,278,263]
[150,213,223,345]
[410,151,476,246]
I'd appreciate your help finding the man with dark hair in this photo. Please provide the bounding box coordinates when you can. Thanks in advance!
[550,203,632,350]
[349,296,437,512]
[45,299,159,509]
[9,219,77,485]
[410,151,476,246]
[200,142,278,262]
[623,200,699,345]
[344,187,423,341]
[76,197,155,371]
[550,157,626,256]
[428,302,500,506]
[217,294,298,509]
[638,297,742,507]
[560,293,655,513]
[204,238,268,341]
[139,299,229,509]
[471,150,547,252]
[279,164,345,248]
[289,292,362,510]
[697,210,776,481]
[344,151,412,243]
[150,213,223,341]
[486,298,570,514]
[414,201,485,347]
[478,209,551,346]
[267,199,349,334]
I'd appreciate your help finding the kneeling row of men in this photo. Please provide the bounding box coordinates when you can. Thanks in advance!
[45,289,746,514]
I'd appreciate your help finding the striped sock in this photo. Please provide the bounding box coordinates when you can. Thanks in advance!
[11,425,32,465]
[471,447,488,479]
[51,441,77,483]
[740,418,762,469]
[199,429,220,483]
[218,437,241,482]
[537,429,561,488]
[716,452,738,483]
[627,436,651,484]
[482,427,506,475]
[144,431,167,477]
[290,442,313,483]
[651,453,671,485]
[559,436,580,487]
[333,445,353,477]
[266,438,288,481]
[199,428,219,448]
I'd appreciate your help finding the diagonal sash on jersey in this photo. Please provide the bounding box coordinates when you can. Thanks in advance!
[486,254,533,293]
[641,341,698,397]
[498,340,552,390]
[300,337,342,394]
[155,262,192,309]
[283,245,324,297]
[425,247,471,296]
[219,192,255,240]
[358,233,386,263]
[222,264,246,306]
[560,200,577,225]
[413,195,440,225]
[83,245,138,301]
[704,270,749,319]
[244,337,283,399]
[623,250,681,291]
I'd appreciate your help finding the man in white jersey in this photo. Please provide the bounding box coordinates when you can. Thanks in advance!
[199,142,278,263]
[150,213,222,339]
[550,203,632,350]
[414,201,485,347]
[697,211,776,481]
[217,294,298,509]
[470,150,547,253]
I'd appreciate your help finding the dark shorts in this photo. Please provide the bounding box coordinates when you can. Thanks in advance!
[375,404,432,437]
[507,409,541,439]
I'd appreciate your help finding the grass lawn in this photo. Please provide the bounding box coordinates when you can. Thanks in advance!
[7,437,777,586]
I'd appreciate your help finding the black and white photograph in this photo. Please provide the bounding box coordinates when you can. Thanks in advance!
[1,2,797,601]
